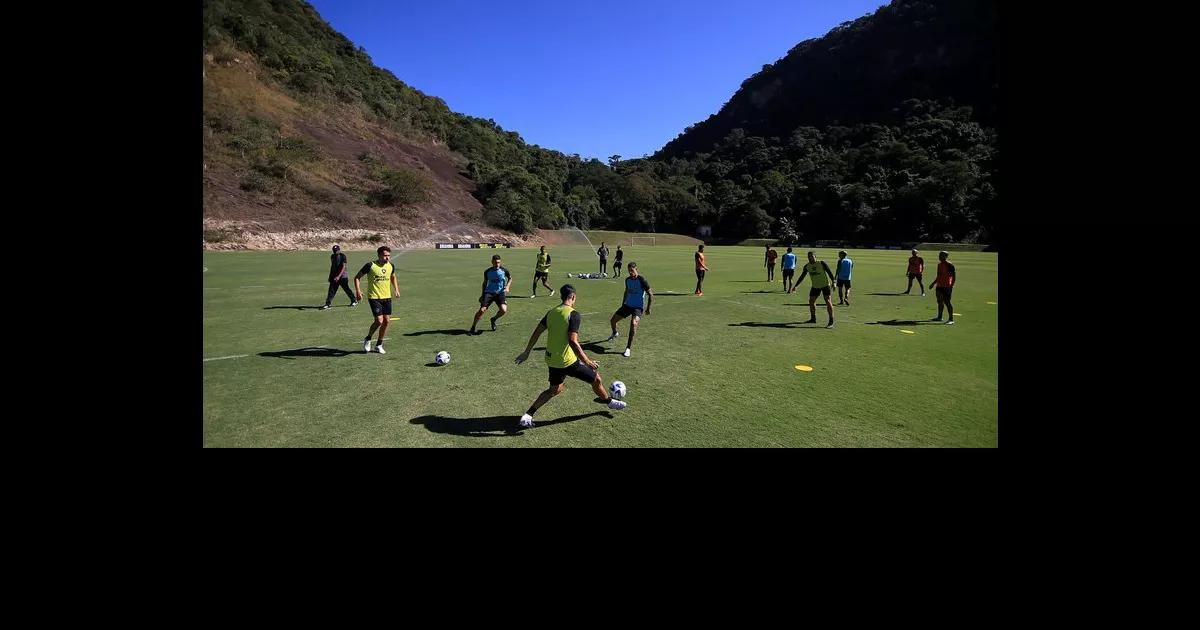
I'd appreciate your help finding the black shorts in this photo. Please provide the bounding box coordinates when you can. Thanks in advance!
[534,271,549,281]
[836,278,851,288]
[908,272,923,280]
[368,298,393,316]
[615,304,643,319]
[783,268,795,278]
[613,260,622,267]
[696,269,706,280]
[768,263,776,268]
[480,292,507,307]
[809,286,832,299]
[936,286,954,300]
[548,360,597,386]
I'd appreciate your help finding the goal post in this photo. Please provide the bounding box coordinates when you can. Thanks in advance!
[631,236,655,246]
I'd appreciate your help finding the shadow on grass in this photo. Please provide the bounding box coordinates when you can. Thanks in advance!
[727,321,822,329]
[581,342,614,354]
[259,346,352,359]
[404,329,472,336]
[263,305,326,310]
[409,411,611,437]
[866,319,941,326]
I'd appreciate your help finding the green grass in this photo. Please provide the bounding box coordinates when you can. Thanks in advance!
[203,245,997,447]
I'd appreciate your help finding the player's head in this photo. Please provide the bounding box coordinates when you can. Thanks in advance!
[539,245,545,252]
[698,244,705,252]
[911,249,919,256]
[491,254,502,267]
[376,246,391,261]
[787,246,793,253]
[560,284,577,305]
[627,262,638,277]
[601,242,606,246]
[838,250,847,259]
[617,245,622,250]
[807,251,816,262]
[939,250,949,261]
[332,244,340,252]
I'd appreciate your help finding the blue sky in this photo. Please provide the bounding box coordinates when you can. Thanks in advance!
[308,0,887,160]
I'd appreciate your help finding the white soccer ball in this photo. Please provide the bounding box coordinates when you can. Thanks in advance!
[435,351,451,365]
[566,273,574,278]
[601,273,608,278]
[610,380,627,400]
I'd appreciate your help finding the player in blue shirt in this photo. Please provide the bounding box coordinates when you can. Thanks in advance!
[781,247,798,293]
[835,250,853,306]
[605,262,653,358]
[470,254,513,335]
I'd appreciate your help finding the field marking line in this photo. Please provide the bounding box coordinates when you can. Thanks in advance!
[204,354,248,362]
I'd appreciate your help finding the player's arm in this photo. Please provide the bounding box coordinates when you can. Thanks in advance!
[563,312,596,368]
[568,331,597,370]
[514,318,547,364]
[822,261,836,284]
[949,263,956,285]
[643,278,653,315]
[481,269,488,294]
[796,267,809,283]
[334,259,346,281]
[502,267,512,293]
[391,273,400,298]
[353,263,371,300]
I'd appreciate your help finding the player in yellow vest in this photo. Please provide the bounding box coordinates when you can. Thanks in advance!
[514,284,627,427]
[792,251,837,328]
[531,245,554,297]
[353,245,400,353]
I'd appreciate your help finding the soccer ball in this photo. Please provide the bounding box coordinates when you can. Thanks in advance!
[566,273,574,278]
[610,380,627,400]
[601,273,608,278]
[435,351,451,365]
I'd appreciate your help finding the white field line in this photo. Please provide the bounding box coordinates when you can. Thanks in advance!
[204,354,248,362]
[204,345,329,362]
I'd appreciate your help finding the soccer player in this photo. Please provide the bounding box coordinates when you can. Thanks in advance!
[470,254,512,335]
[597,242,610,276]
[353,245,400,354]
[781,246,798,293]
[323,244,358,309]
[905,249,926,296]
[835,250,853,306]
[531,245,554,297]
[605,262,652,358]
[514,284,628,427]
[613,245,624,278]
[928,250,957,324]
[765,244,778,282]
[792,251,837,328]
[694,244,708,296]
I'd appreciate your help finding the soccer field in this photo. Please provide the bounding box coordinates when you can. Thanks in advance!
[203,245,997,447]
